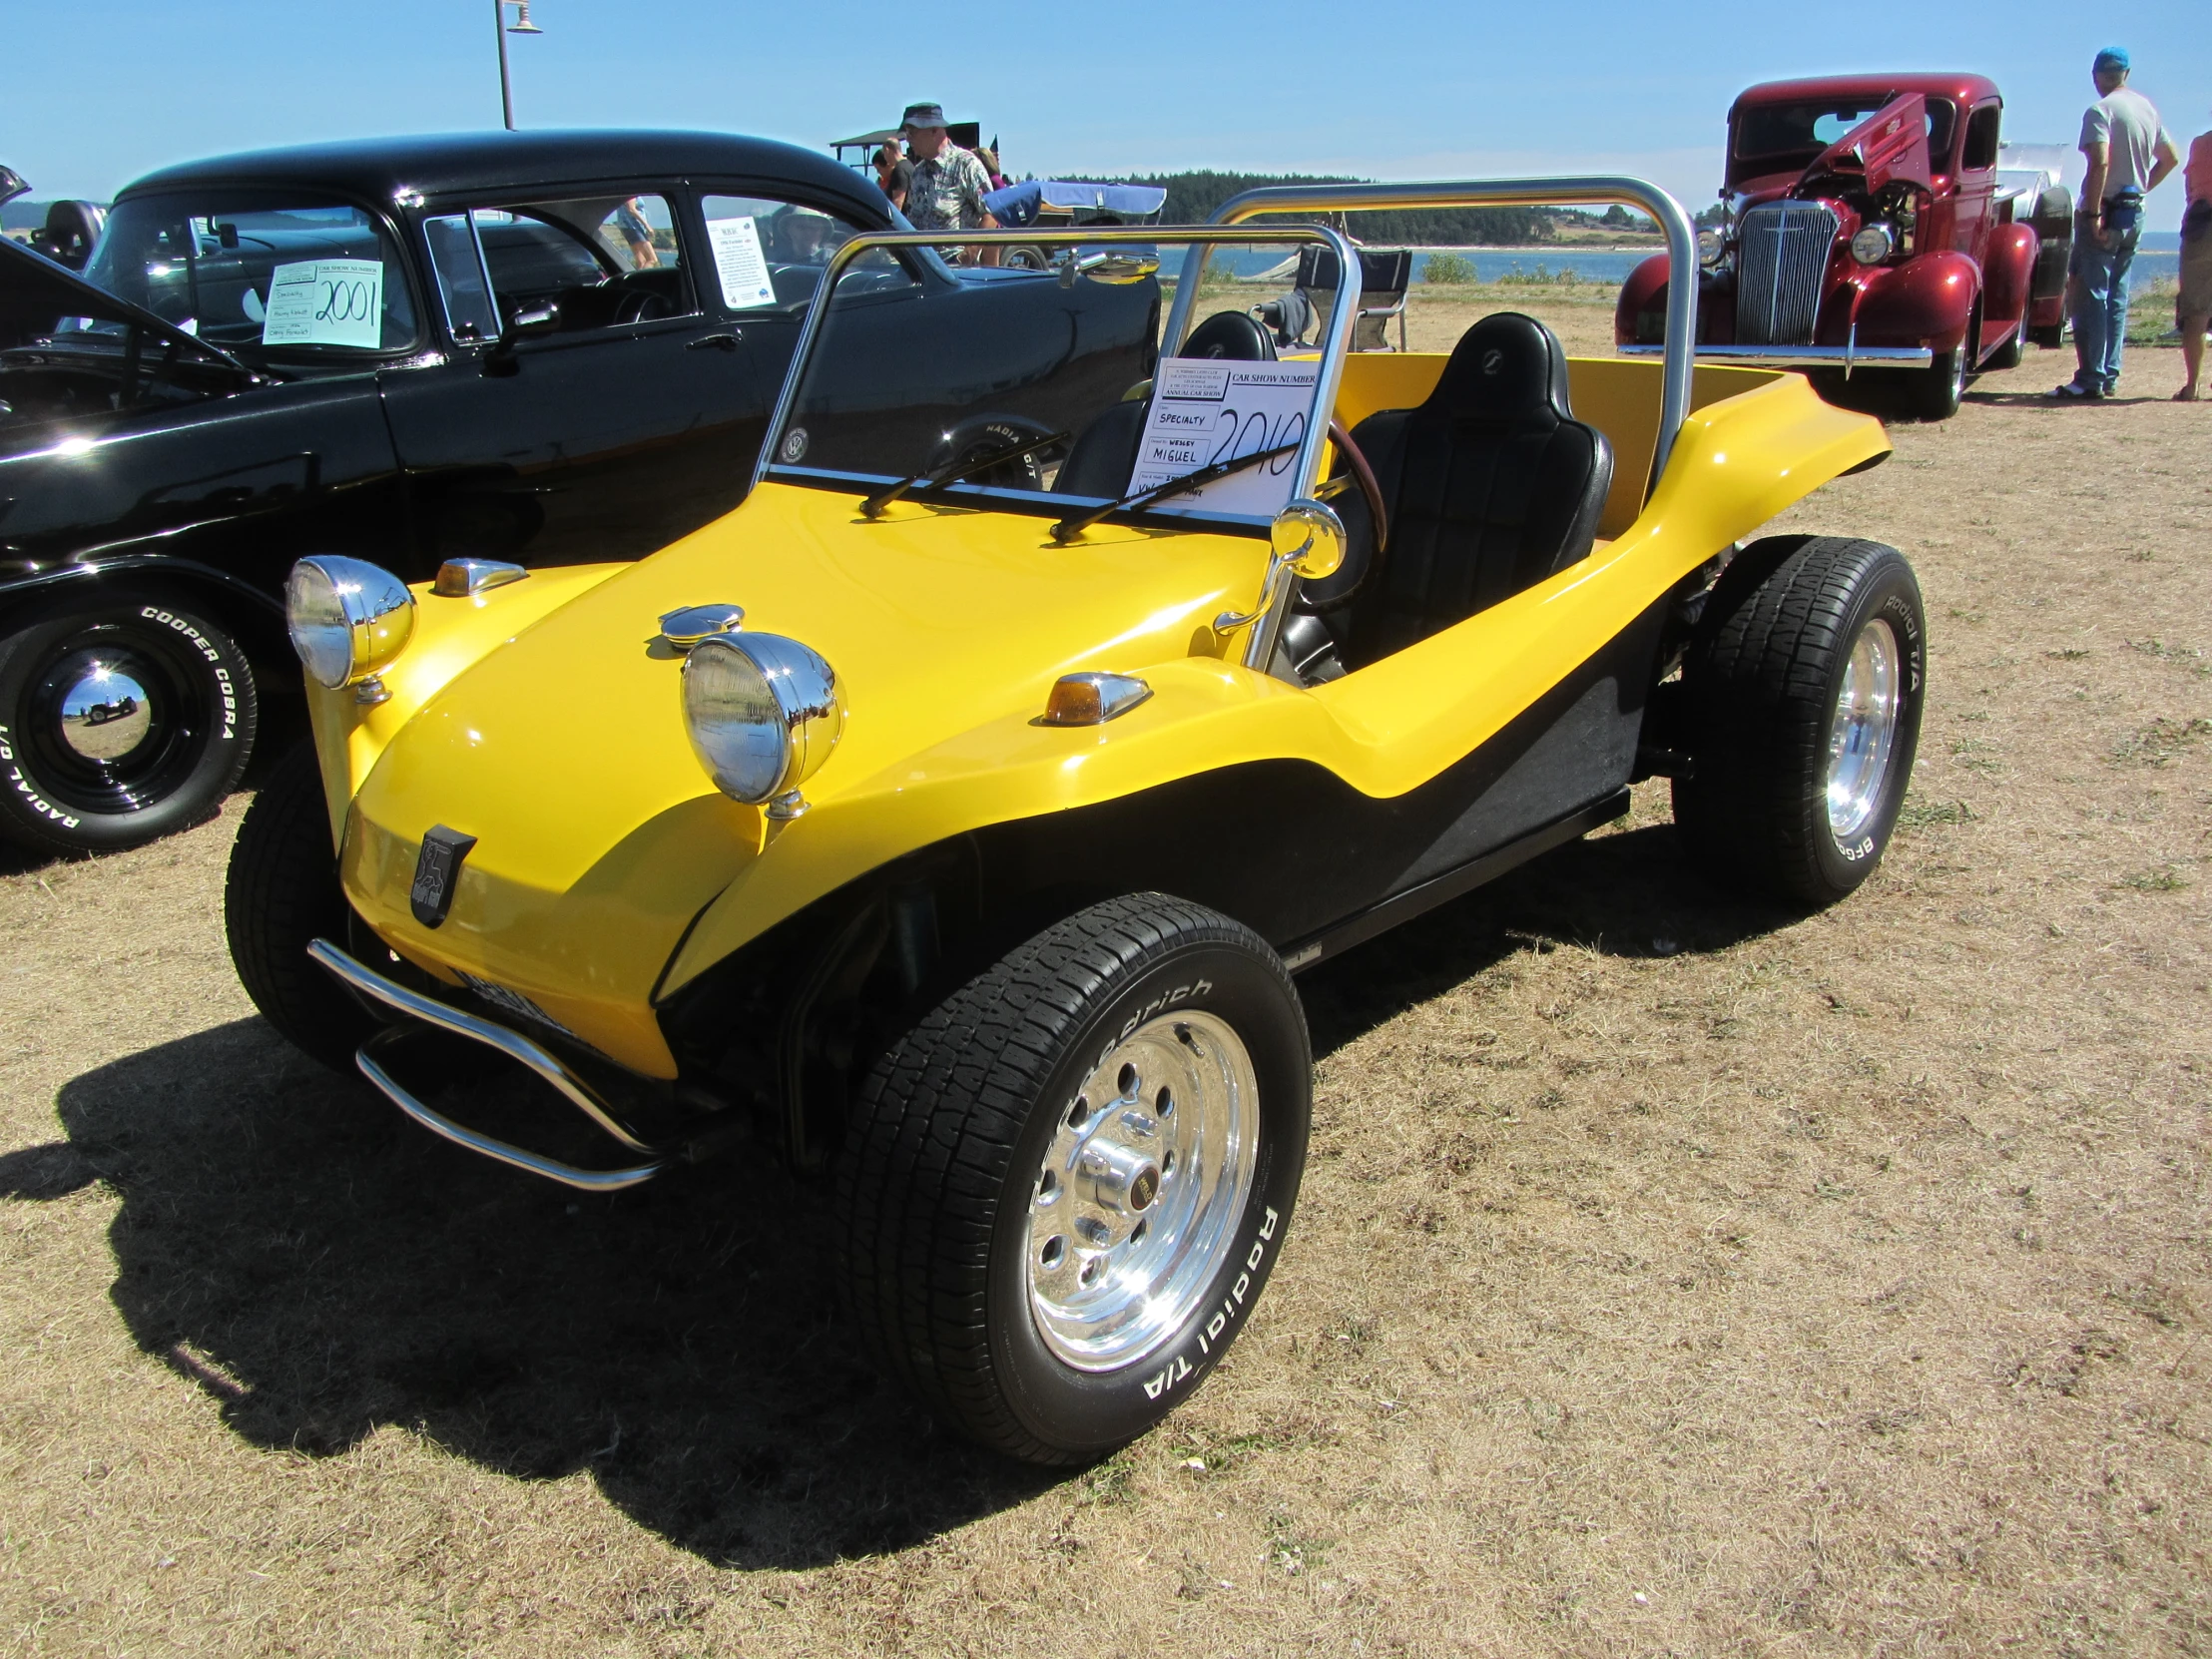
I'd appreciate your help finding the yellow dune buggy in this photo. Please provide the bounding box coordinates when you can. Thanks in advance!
[226,181,1922,1465]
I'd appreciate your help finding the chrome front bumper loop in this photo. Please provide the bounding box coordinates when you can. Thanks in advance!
[306,938,667,1192]
[1618,343,1935,368]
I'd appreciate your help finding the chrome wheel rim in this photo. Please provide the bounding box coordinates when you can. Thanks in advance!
[1826,616,1903,843]
[21,630,206,815]
[1026,1010,1260,1372]
[57,660,153,761]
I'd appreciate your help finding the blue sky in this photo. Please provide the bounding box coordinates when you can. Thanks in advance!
[11,0,2210,230]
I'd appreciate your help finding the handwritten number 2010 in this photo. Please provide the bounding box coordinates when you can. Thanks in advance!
[1206,407,1305,472]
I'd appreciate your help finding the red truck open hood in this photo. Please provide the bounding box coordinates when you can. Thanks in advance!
[1801,93,1933,196]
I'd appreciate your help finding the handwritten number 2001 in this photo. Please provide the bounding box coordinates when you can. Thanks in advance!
[315,280,374,324]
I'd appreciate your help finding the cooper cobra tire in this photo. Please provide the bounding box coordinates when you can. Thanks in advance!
[225,741,378,1072]
[1673,536,1926,906]
[835,892,1311,1465]
[0,588,258,856]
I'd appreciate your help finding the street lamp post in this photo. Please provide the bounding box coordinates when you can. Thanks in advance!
[493,0,544,132]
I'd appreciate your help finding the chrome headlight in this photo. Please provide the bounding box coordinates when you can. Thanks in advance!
[285,556,415,690]
[681,632,843,816]
[1696,227,1728,267]
[1849,224,1896,266]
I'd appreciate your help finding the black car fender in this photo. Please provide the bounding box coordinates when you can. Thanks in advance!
[0,554,289,673]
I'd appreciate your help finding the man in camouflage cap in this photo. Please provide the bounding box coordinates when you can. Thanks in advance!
[899,102,1000,267]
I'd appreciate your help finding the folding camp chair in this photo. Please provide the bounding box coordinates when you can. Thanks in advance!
[1294,245,1412,351]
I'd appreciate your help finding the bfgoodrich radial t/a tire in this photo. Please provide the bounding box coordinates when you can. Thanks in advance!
[0,589,257,855]
[1673,536,1927,906]
[835,893,1311,1465]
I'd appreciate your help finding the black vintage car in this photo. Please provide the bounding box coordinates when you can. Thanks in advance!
[0,130,917,855]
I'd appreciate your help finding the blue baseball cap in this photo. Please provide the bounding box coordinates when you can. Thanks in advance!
[2093,47,2129,74]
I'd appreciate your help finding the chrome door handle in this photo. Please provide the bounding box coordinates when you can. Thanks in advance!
[687,331,743,352]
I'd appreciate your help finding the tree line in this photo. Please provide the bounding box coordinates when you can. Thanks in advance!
[1113,172,1554,244]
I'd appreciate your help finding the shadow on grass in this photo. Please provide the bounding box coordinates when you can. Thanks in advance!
[1302,821,1794,1056]
[16,820,1791,1566]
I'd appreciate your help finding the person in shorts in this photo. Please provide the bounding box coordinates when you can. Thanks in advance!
[613,198,661,270]
[2055,48,2181,399]
[2176,117,2212,400]
[897,102,1000,267]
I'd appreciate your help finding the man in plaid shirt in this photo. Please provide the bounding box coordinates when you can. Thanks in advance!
[898,102,1001,267]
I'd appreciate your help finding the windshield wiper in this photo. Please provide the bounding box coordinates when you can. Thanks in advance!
[1049,440,1299,545]
[860,427,1071,518]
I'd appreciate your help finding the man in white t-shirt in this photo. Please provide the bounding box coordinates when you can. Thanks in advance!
[2056,47,2182,398]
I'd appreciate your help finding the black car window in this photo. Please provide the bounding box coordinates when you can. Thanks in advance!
[422,193,695,341]
[700,194,906,310]
[1731,98,1958,176]
[75,194,417,356]
[1961,105,2002,173]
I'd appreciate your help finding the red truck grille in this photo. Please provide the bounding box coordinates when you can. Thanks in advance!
[1735,202,1839,345]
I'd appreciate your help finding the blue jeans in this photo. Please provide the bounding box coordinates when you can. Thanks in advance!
[2070,201,2144,390]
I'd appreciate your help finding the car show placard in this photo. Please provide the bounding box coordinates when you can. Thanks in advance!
[1130,359,1318,517]
[260,258,383,348]
[706,215,776,309]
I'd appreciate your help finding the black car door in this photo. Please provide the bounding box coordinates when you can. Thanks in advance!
[376,188,770,568]
[687,186,915,458]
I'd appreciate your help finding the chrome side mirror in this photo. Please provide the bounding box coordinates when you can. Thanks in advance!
[1058,250,1162,287]
[1217,499,1348,636]
[1270,498,1346,582]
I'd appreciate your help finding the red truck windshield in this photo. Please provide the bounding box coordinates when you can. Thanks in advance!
[1731,98,1956,181]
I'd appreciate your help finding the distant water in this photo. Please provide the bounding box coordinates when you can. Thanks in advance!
[1208,239,2181,290]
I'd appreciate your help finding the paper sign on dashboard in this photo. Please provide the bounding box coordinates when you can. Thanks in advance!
[260,259,383,348]
[707,216,777,308]
[1129,359,1317,517]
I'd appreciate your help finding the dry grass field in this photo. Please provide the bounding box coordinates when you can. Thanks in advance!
[2,304,2208,1656]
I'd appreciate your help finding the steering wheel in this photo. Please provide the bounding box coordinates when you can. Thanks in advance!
[1295,417,1388,614]
[613,287,674,325]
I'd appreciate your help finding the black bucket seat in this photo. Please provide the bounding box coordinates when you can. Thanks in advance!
[1328,312,1612,666]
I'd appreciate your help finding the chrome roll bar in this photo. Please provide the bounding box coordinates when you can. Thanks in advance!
[1170,178,1696,674]
[1173,176,1700,479]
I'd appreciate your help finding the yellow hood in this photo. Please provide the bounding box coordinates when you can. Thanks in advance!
[332,480,1268,1074]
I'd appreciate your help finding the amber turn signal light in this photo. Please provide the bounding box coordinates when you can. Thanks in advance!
[1039,672,1153,727]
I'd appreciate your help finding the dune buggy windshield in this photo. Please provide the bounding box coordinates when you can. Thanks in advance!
[762,232,1350,530]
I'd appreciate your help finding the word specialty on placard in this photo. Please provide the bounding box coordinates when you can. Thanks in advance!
[707,217,776,309]
[1130,359,1318,517]
[261,259,383,348]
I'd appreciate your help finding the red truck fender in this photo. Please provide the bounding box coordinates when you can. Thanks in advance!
[1979,223,2037,324]
[1852,250,1978,352]
[1615,252,1671,345]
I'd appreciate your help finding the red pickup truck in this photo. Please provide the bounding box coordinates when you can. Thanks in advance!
[1616,74,2072,418]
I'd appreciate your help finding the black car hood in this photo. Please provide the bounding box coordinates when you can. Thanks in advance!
[0,235,241,366]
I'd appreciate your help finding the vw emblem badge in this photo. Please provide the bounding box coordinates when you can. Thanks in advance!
[780,426,810,463]
[410,825,479,928]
